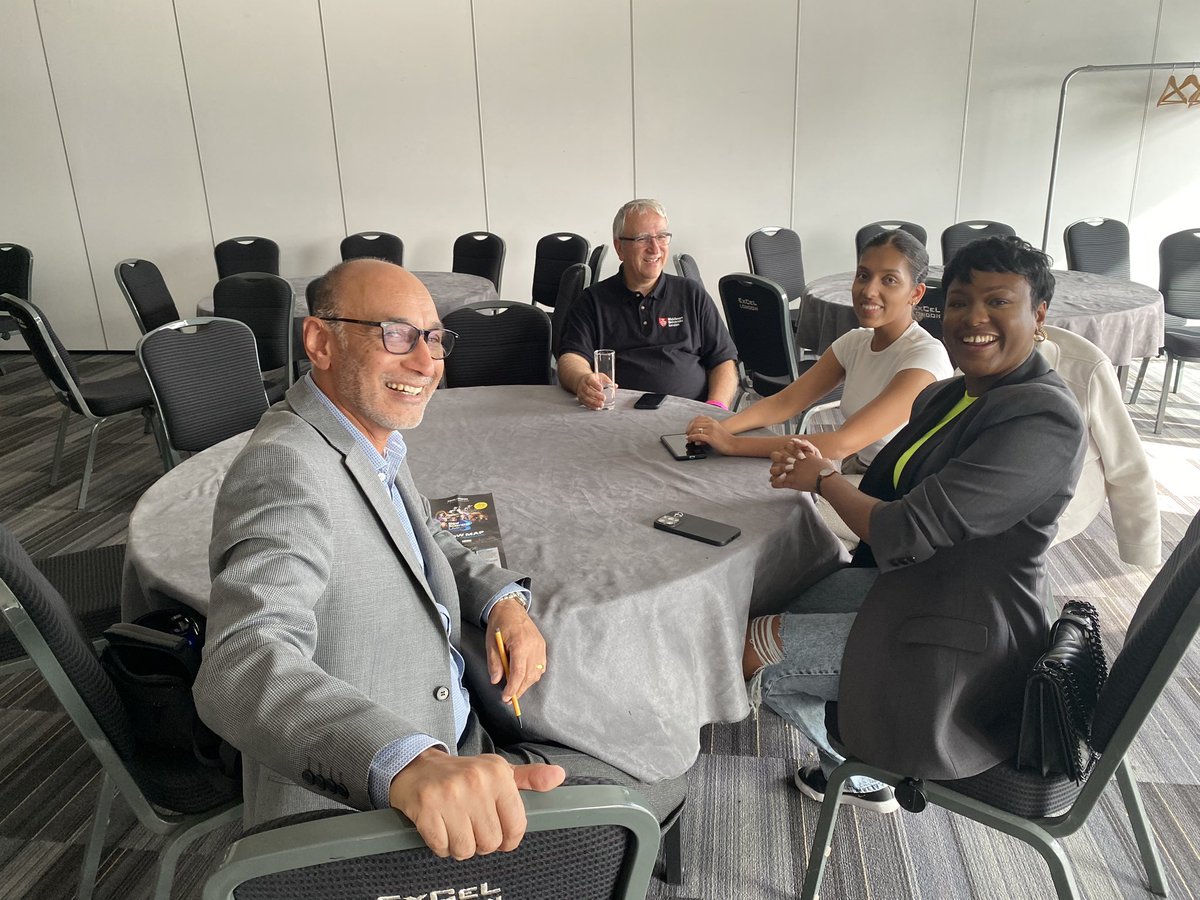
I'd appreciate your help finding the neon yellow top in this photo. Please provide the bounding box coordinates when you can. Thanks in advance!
[893,390,978,489]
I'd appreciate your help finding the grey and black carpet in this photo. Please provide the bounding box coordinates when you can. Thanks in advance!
[1,350,1197,899]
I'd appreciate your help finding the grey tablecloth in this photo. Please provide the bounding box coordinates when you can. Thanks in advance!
[797,266,1164,367]
[196,271,498,319]
[121,385,847,782]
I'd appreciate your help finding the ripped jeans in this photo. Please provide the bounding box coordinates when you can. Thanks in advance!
[757,566,883,793]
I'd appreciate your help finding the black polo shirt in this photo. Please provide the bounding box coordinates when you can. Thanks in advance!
[557,268,738,401]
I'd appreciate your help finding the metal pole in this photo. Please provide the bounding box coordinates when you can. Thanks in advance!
[1042,60,1200,253]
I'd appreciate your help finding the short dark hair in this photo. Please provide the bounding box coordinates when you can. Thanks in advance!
[943,235,1055,309]
[860,228,929,284]
[308,259,362,318]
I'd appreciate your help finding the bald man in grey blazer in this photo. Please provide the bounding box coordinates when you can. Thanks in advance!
[194,259,684,860]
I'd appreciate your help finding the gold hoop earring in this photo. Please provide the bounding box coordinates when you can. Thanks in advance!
[1034,326,1047,343]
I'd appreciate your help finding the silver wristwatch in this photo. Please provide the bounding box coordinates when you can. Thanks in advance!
[814,466,837,496]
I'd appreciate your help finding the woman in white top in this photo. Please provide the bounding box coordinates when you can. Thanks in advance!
[685,229,953,471]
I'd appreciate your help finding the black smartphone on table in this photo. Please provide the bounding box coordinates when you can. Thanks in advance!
[654,511,741,546]
[634,392,667,409]
[660,433,706,460]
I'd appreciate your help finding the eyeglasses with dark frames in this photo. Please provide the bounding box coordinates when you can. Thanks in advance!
[317,317,457,359]
[617,232,673,246]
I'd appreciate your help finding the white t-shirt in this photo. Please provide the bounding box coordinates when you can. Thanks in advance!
[830,322,954,464]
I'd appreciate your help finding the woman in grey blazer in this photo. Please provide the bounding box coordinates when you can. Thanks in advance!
[745,236,1087,813]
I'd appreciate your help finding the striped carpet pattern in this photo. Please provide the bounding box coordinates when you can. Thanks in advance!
[0,349,1198,899]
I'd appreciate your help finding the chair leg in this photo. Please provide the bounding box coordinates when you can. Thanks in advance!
[1115,760,1168,896]
[1128,357,1151,404]
[50,407,71,486]
[1173,360,1185,394]
[151,806,243,900]
[78,771,117,900]
[1116,364,1129,394]
[1154,357,1175,434]
[76,419,105,510]
[800,767,848,900]
[662,813,684,885]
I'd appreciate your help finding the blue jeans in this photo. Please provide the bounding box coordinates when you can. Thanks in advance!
[758,566,884,793]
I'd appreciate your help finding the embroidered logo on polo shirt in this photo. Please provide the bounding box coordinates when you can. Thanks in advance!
[658,315,684,328]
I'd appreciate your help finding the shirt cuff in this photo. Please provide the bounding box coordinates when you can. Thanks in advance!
[480,582,532,626]
[367,734,447,809]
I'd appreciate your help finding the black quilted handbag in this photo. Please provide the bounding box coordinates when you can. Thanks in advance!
[1016,599,1108,782]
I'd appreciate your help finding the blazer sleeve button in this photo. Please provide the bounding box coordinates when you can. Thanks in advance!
[434,686,450,701]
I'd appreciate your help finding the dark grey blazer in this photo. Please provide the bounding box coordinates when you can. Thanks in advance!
[193,381,526,827]
[837,351,1086,780]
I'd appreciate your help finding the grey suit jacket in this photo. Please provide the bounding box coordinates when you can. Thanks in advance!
[838,351,1086,780]
[193,381,526,827]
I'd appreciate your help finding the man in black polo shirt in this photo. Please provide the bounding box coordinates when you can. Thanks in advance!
[557,199,739,409]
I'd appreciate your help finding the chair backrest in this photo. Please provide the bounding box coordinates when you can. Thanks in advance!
[588,243,608,286]
[551,262,590,356]
[674,253,702,285]
[202,785,661,900]
[115,258,181,334]
[914,281,945,340]
[340,231,404,266]
[532,232,590,307]
[1089,510,1200,766]
[855,221,928,258]
[745,227,806,304]
[718,273,799,384]
[0,523,138,763]
[0,293,87,413]
[442,301,553,388]
[1158,229,1200,321]
[214,236,280,279]
[0,243,33,299]
[1063,218,1131,280]
[212,273,295,375]
[138,318,270,455]
[940,220,1017,265]
[452,231,506,294]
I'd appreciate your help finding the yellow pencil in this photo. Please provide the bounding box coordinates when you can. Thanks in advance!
[494,630,522,727]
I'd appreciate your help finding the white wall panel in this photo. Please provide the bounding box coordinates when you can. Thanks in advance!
[959,0,1157,265]
[176,0,343,281]
[635,0,798,300]
[473,0,634,301]
[322,0,485,272]
[38,0,212,351]
[0,2,101,350]
[1128,0,1200,287]
[791,0,974,276]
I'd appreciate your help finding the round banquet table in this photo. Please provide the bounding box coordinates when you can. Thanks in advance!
[120,385,848,783]
[196,271,498,319]
[796,266,1163,368]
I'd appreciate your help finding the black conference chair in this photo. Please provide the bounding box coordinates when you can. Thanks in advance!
[443,300,552,388]
[0,294,167,508]
[212,272,295,402]
[718,273,841,432]
[115,258,182,334]
[800,506,1200,900]
[588,243,609,285]
[0,523,243,900]
[452,231,506,293]
[214,235,280,279]
[0,543,125,675]
[855,220,928,258]
[532,232,590,308]
[1063,217,1131,280]
[913,281,946,341]
[202,785,660,900]
[941,220,1017,265]
[1148,229,1200,433]
[551,262,590,357]
[674,253,703,285]
[340,231,404,266]
[746,226,806,340]
[0,242,33,374]
[137,318,271,467]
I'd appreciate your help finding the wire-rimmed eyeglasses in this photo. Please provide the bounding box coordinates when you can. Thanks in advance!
[317,317,457,359]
